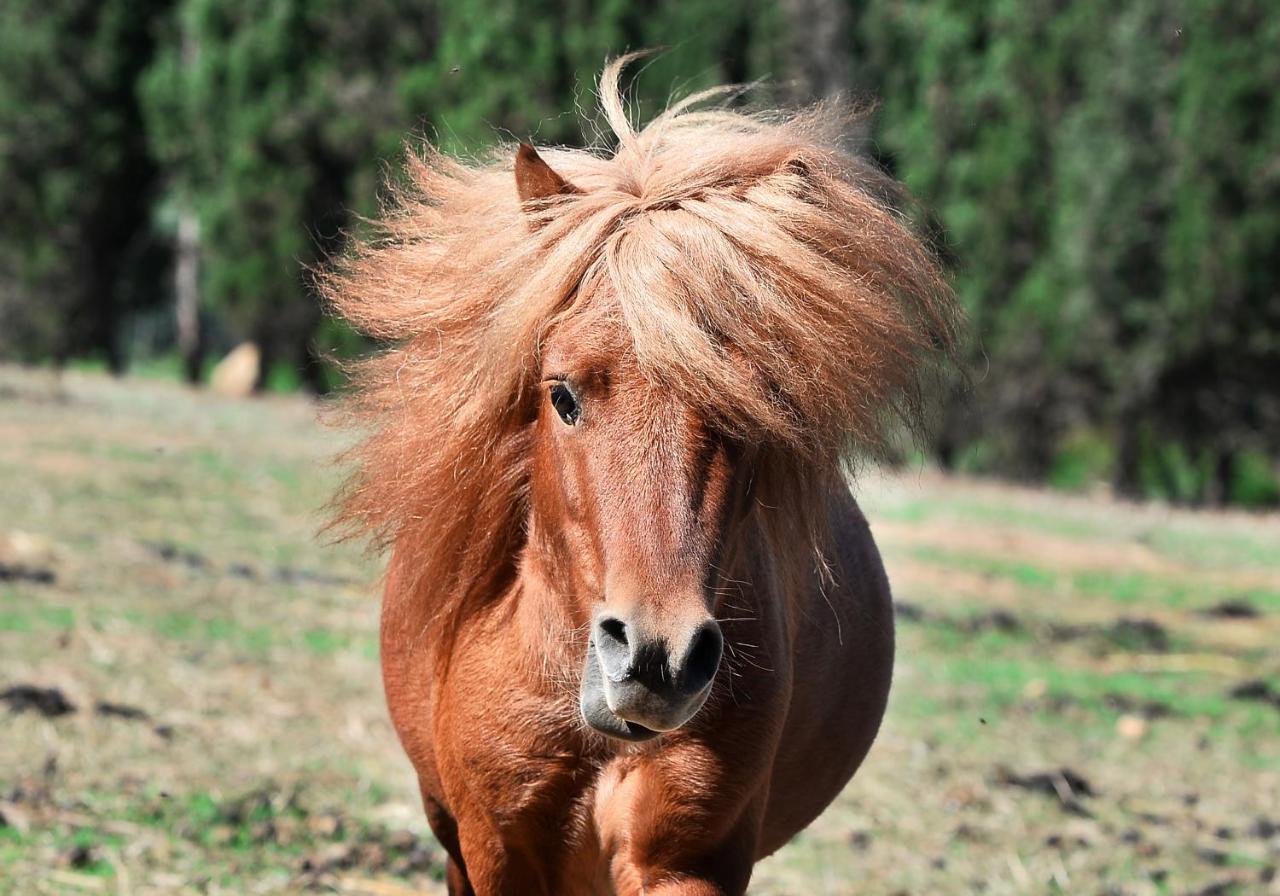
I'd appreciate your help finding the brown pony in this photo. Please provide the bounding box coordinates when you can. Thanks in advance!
[324,56,959,895]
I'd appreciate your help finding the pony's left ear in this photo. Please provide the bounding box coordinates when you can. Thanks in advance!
[515,144,581,207]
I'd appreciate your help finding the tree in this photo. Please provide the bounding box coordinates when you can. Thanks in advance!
[142,0,426,389]
[140,0,784,391]
[856,0,1280,503]
[0,0,171,370]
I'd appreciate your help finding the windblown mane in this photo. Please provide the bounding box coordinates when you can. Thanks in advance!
[322,57,961,625]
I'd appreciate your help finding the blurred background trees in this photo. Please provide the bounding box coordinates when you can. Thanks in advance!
[0,0,171,372]
[0,0,1276,506]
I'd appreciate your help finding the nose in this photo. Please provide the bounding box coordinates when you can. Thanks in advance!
[592,612,723,730]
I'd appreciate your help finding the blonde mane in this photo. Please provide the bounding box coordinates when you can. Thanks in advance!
[322,57,961,620]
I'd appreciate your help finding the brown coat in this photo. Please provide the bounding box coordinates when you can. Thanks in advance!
[324,54,958,896]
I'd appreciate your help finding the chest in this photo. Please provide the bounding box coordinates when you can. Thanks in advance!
[436,687,641,892]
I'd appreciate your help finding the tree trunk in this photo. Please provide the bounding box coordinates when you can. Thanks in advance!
[89,248,125,375]
[298,336,326,394]
[1113,419,1141,499]
[175,14,204,384]
[175,206,203,384]
[1203,448,1234,507]
[779,0,851,103]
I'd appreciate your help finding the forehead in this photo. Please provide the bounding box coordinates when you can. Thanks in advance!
[539,300,709,445]
[539,299,634,380]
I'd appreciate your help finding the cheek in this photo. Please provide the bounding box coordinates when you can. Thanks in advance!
[536,427,611,580]
[550,433,593,522]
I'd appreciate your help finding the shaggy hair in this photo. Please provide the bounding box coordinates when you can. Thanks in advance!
[322,56,961,626]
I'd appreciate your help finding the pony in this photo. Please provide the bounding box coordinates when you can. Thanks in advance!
[323,55,960,896]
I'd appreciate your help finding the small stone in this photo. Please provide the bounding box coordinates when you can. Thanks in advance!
[1116,714,1148,741]
[210,342,261,397]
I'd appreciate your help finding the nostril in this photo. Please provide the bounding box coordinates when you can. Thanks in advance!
[679,622,723,695]
[598,616,627,648]
[594,615,632,681]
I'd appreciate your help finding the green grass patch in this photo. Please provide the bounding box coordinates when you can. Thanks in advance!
[914,620,1032,652]
[0,826,28,864]
[910,545,1058,590]
[0,610,33,633]
[867,491,1103,539]
[870,498,933,524]
[947,498,1102,539]
[1070,569,1189,607]
[188,448,243,484]
[100,442,164,465]
[0,589,373,659]
[902,634,1280,746]
[148,611,373,658]
[152,612,274,656]
[1072,570,1280,613]
[130,352,191,383]
[1143,526,1280,572]
[908,544,1280,612]
[301,627,352,655]
[66,829,121,876]
[0,604,75,632]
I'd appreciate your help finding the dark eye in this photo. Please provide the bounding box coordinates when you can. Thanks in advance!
[549,383,581,426]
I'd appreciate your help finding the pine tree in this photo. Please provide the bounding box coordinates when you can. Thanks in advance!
[0,0,171,370]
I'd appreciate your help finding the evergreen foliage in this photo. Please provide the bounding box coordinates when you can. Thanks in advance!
[0,0,171,369]
[0,0,1275,503]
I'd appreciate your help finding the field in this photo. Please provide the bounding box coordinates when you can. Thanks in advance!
[2,364,1278,895]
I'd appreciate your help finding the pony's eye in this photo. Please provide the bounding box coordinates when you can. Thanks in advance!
[549,383,581,426]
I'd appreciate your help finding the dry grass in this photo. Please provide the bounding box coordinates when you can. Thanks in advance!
[1,365,1277,895]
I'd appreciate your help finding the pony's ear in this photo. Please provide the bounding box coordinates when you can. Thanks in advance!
[515,144,580,207]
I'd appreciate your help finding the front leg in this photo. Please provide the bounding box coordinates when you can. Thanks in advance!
[444,858,474,896]
[420,793,475,895]
[599,745,765,896]
[610,834,756,896]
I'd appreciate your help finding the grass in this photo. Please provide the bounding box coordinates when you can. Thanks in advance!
[0,591,377,660]
[2,364,1278,895]
[905,543,1280,614]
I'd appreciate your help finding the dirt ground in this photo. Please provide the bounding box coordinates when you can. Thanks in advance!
[2,365,1277,895]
